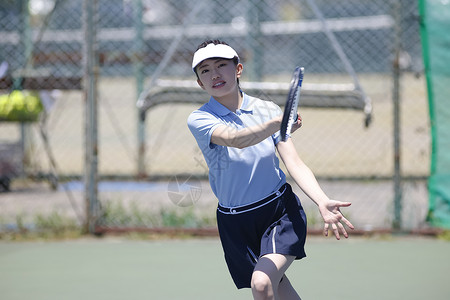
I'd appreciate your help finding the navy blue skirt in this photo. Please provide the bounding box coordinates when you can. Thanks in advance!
[216,183,307,289]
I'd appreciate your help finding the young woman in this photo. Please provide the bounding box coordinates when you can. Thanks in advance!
[187,40,354,300]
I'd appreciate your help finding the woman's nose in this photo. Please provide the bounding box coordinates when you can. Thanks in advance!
[211,69,220,80]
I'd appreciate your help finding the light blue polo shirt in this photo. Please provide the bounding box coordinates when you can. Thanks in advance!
[187,92,287,207]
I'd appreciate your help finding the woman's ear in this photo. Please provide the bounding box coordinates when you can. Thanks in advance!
[236,63,243,78]
[197,78,205,90]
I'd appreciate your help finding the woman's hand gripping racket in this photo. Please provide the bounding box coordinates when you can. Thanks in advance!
[280,67,304,142]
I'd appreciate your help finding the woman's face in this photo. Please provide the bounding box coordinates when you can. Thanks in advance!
[196,58,242,98]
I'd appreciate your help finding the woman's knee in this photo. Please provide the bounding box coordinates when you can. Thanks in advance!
[251,271,273,296]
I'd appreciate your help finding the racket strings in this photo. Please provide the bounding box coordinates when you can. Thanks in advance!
[281,67,304,141]
[286,90,299,137]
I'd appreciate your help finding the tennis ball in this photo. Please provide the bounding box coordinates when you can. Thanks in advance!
[0,96,8,119]
[9,91,25,110]
[0,91,43,121]
[7,91,25,120]
[0,94,14,118]
[25,92,40,112]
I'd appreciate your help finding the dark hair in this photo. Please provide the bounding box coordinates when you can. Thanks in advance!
[194,39,240,84]
[196,39,228,51]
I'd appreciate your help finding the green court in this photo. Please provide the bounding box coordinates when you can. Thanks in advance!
[1,236,449,300]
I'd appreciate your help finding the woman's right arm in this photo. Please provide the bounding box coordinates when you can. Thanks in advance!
[210,116,281,149]
[211,114,303,149]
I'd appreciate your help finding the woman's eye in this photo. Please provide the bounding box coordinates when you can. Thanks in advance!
[201,69,209,74]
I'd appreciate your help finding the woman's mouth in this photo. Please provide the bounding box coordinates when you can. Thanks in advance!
[212,81,226,88]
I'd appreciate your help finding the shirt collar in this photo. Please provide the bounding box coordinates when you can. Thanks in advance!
[239,92,254,114]
[207,92,254,116]
[207,96,231,116]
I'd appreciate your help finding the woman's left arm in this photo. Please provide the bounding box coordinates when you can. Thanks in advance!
[276,139,354,239]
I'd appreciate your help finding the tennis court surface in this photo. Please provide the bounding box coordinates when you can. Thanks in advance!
[1,236,448,300]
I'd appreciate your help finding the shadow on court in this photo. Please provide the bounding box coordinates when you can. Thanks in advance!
[0,236,448,300]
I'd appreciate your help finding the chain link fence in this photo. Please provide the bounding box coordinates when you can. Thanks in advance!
[0,0,430,233]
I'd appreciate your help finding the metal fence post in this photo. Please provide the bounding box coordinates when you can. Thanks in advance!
[246,0,263,81]
[18,0,32,177]
[83,0,100,234]
[134,0,146,178]
[392,0,403,230]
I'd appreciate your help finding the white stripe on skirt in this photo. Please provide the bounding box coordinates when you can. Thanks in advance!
[272,226,277,253]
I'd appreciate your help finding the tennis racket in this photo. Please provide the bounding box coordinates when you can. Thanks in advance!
[280,66,304,142]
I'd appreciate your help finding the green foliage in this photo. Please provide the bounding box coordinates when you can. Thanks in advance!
[34,212,79,232]
[437,230,450,241]
[161,208,210,228]
[99,200,215,228]
[0,200,216,240]
[0,212,83,241]
[15,213,27,232]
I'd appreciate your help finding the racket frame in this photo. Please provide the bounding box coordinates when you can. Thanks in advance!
[280,67,304,142]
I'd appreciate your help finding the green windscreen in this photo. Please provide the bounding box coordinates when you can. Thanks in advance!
[419,0,450,228]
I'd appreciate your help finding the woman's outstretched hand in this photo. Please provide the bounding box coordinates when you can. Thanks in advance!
[318,200,354,240]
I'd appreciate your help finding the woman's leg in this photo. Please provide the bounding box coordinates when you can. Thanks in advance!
[251,254,300,300]
[278,275,301,300]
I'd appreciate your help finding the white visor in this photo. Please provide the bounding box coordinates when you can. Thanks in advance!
[192,43,239,72]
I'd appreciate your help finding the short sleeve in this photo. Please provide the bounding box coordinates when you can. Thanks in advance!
[187,109,223,150]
